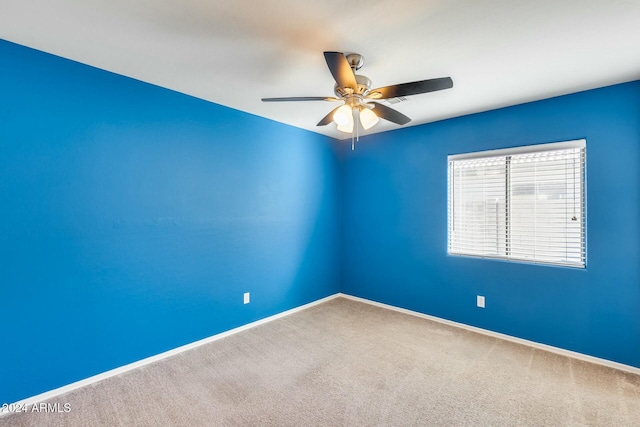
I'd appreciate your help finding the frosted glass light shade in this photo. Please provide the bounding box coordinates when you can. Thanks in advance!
[359,108,380,130]
[337,120,354,133]
[333,104,353,126]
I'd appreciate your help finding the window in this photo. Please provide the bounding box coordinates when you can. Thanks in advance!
[448,140,586,268]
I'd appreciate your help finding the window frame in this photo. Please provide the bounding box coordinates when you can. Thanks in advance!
[447,139,586,268]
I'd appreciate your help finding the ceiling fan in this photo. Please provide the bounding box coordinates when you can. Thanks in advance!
[262,51,453,139]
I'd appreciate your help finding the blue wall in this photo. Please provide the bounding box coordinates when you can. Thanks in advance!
[341,81,640,368]
[0,40,340,404]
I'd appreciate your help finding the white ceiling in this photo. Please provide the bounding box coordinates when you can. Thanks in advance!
[2,0,640,140]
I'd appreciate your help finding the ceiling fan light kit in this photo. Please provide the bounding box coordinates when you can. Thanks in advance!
[359,107,379,130]
[262,52,453,148]
[333,104,353,126]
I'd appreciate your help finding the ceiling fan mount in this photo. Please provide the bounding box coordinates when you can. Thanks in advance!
[262,51,453,134]
[345,53,365,71]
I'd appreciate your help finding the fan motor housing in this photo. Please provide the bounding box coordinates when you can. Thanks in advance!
[334,74,372,97]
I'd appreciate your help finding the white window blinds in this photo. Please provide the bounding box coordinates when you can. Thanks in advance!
[448,140,586,268]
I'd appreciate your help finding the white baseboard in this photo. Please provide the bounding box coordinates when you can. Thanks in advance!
[338,293,640,376]
[0,293,341,416]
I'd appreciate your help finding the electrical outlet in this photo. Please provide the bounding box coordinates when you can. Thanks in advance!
[477,295,485,308]
[243,292,250,304]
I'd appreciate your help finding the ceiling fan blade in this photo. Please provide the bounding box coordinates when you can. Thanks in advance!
[367,77,453,99]
[262,96,339,102]
[371,103,411,125]
[324,52,357,91]
[317,105,343,126]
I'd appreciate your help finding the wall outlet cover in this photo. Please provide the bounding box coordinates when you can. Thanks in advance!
[477,295,485,308]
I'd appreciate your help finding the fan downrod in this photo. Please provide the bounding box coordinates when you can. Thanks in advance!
[333,53,371,98]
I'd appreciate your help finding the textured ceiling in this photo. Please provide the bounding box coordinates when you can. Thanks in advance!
[2,0,640,140]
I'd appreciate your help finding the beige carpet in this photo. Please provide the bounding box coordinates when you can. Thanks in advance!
[2,297,639,426]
